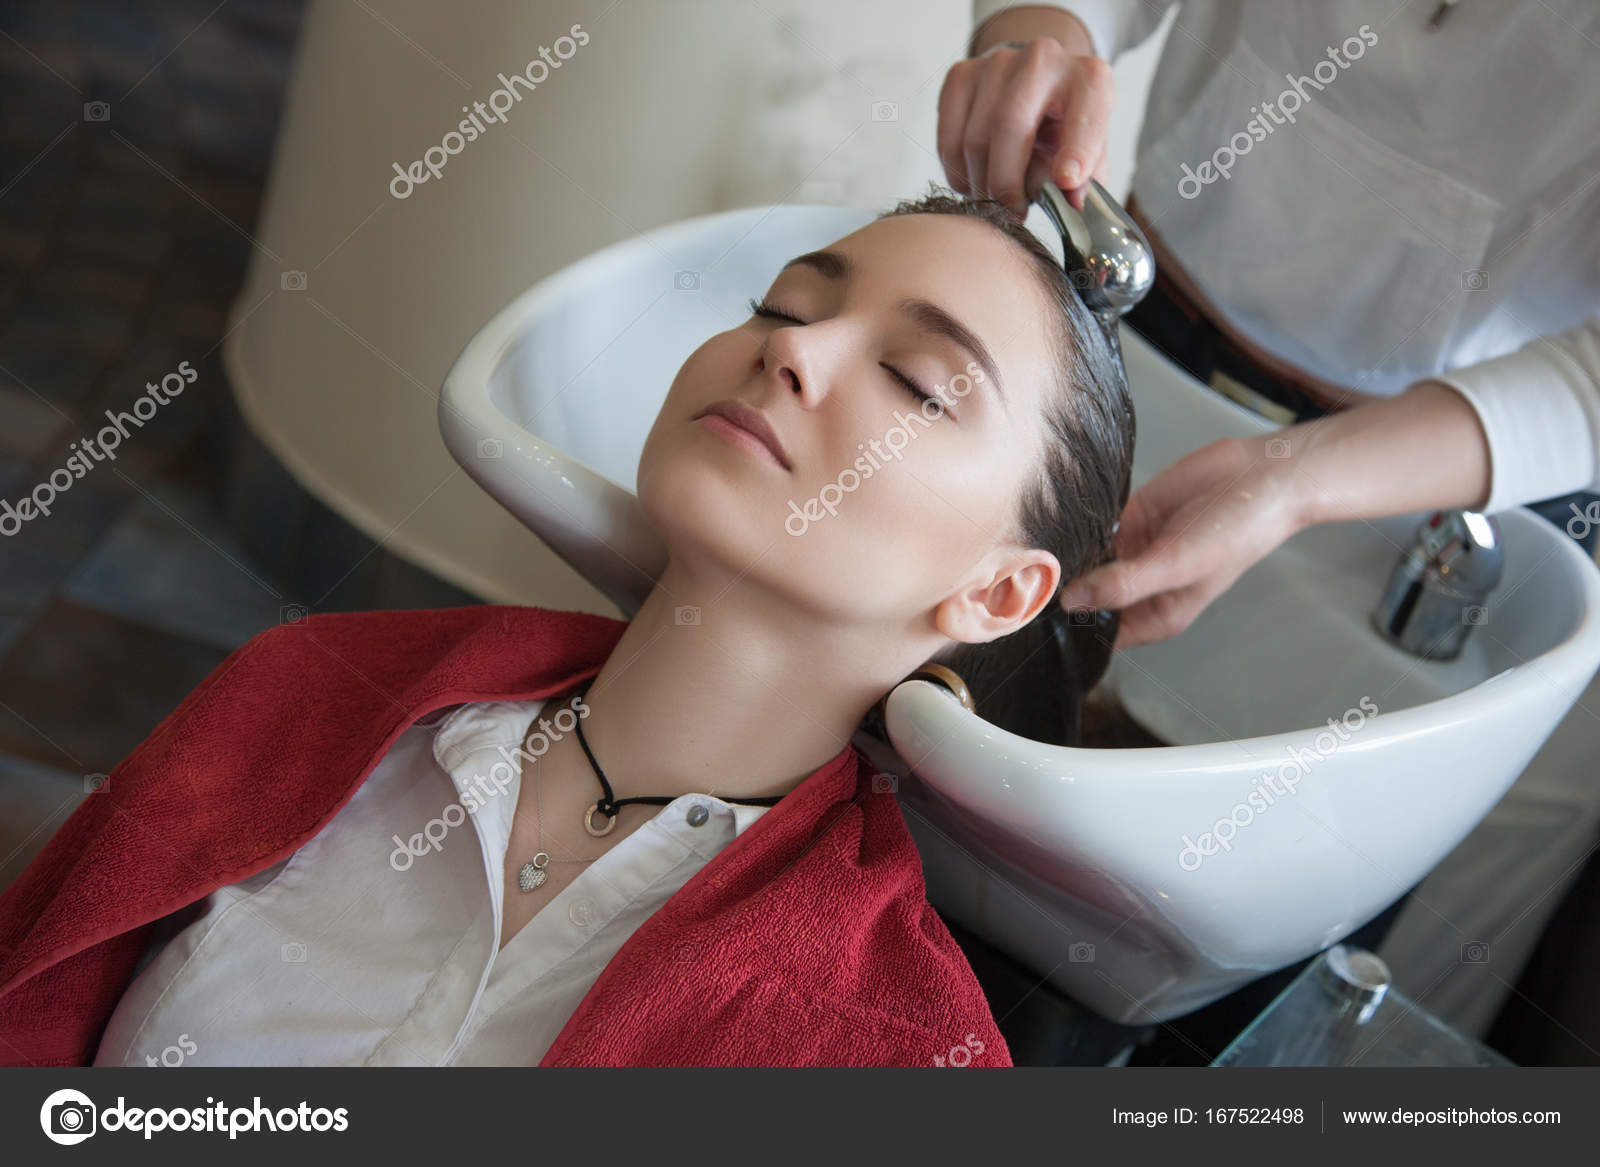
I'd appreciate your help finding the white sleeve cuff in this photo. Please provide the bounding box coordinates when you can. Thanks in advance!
[1431,321,1600,514]
[970,0,1125,60]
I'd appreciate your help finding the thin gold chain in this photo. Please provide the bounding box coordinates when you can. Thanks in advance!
[526,709,606,865]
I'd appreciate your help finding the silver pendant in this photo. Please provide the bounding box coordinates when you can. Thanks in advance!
[518,852,550,892]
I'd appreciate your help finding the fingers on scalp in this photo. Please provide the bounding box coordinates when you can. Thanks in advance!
[1107,530,1196,610]
[1090,559,1138,610]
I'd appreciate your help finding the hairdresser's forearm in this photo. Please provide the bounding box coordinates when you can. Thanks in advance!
[1282,380,1493,528]
[969,4,1096,58]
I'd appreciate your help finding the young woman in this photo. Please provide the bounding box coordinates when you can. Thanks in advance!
[0,187,1133,1068]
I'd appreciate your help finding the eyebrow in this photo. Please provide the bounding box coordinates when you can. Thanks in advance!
[777,249,1007,411]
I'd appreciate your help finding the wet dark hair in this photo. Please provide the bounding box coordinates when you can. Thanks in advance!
[874,184,1136,747]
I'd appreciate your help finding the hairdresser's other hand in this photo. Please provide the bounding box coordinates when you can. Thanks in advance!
[1058,436,1309,649]
[1058,381,1495,649]
[941,6,1113,217]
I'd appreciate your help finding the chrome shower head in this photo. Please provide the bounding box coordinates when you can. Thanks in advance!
[1035,177,1156,323]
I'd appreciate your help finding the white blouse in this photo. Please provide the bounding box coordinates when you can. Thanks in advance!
[92,698,768,1067]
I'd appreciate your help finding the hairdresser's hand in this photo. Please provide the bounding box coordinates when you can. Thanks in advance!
[1059,381,1495,649]
[1058,435,1310,649]
[940,6,1113,217]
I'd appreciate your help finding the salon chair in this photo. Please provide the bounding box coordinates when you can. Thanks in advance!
[438,202,1600,1050]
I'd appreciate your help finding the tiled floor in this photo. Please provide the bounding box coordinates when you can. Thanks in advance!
[0,1,474,891]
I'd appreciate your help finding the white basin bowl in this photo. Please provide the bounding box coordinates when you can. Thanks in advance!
[440,204,1600,1023]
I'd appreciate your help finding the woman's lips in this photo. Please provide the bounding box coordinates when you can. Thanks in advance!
[693,401,792,470]
[697,414,787,469]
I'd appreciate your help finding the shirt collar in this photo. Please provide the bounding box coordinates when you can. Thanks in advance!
[427,700,770,847]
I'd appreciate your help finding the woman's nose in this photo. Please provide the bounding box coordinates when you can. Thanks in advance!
[759,324,829,408]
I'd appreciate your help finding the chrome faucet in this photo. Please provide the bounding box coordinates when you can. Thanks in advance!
[1372,510,1504,660]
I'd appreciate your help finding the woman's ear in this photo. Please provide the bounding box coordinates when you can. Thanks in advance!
[932,548,1061,647]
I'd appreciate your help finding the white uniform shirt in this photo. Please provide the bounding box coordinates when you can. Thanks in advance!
[973,0,1600,513]
[92,698,768,1067]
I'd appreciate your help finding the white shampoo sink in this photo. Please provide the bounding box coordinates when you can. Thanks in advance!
[440,204,1600,1024]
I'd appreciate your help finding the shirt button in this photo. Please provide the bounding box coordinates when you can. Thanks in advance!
[568,899,593,926]
[686,803,709,827]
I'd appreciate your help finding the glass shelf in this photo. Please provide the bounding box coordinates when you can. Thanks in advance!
[1213,945,1514,1067]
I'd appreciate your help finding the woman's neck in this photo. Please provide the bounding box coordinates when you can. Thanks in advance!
[561,561,919,806]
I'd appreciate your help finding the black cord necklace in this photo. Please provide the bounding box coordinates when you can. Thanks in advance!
[515,685,785,893]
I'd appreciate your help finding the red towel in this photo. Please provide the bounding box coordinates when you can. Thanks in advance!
[0,605,1010,1067]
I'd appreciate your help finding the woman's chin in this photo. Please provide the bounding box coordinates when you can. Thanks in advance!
[641,461,793,542]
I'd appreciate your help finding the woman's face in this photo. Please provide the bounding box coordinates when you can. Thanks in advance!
[636,212,1063,643]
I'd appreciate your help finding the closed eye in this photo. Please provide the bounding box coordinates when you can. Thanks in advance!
[747,295,802,325]
[746,296,944,414]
